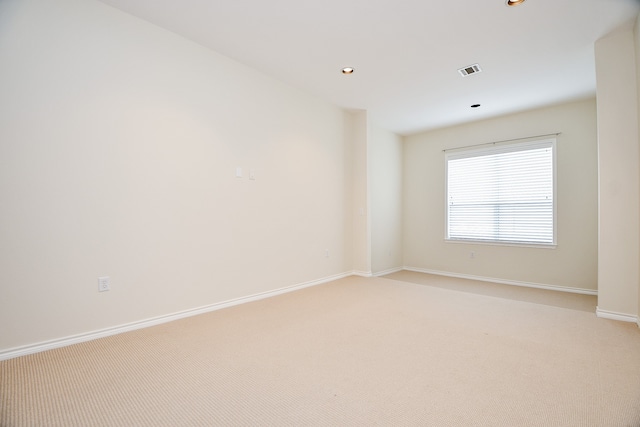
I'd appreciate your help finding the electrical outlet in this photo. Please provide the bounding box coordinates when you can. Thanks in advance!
[470,252,475,259]
[325,249,329,258]
[98,276,110,292]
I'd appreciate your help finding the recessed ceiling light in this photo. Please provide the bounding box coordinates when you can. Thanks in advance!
[471,104,481,108]
[342,67,354,75]
[505,0,525,6]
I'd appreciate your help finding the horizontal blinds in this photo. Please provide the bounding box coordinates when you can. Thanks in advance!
[447,141,554,245]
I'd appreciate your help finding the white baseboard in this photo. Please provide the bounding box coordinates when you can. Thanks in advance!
[373,267,404,277]
[403,267,598,296]
[351,270,373,277]
[596,307,639,323]
[0,271,352,361]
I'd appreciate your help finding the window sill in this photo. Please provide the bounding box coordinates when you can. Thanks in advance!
[445,239,557,249]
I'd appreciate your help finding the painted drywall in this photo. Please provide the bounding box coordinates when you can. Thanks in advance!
[0,0,355,352]
[403,99,598,291]
[350,111,371,276]
[370,125,403,275]
[595,28,640,318]
[636,12,640,325]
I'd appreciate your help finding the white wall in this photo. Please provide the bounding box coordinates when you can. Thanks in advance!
[403,99,599,292]
[370,125,403,275]
[636,13,640,326]
[595,27,640,320]
[350,111,371,276]
[0,0,355,352]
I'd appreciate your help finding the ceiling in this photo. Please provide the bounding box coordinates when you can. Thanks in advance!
[97,0,640,136]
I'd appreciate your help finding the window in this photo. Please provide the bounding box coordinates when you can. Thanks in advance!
[445,138,555,246]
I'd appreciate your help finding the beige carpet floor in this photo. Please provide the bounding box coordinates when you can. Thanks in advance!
[1,274,640,426]
[383,270,598,312]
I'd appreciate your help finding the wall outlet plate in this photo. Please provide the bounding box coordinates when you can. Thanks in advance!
[98,276,110,292]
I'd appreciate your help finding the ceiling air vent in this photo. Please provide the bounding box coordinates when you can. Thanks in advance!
[458,64,482,77]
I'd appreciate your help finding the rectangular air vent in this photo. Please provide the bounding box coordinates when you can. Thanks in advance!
[458,64,482,77]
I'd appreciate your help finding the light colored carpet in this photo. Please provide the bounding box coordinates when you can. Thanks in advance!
[382,270,598,312]
[1,274,639,426]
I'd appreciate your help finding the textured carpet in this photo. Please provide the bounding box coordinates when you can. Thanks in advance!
[1,274,640,426]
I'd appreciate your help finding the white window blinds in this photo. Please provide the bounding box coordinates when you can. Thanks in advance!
[446,139,555,245]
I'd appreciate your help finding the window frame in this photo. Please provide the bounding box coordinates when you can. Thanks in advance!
[444,137,557,248]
